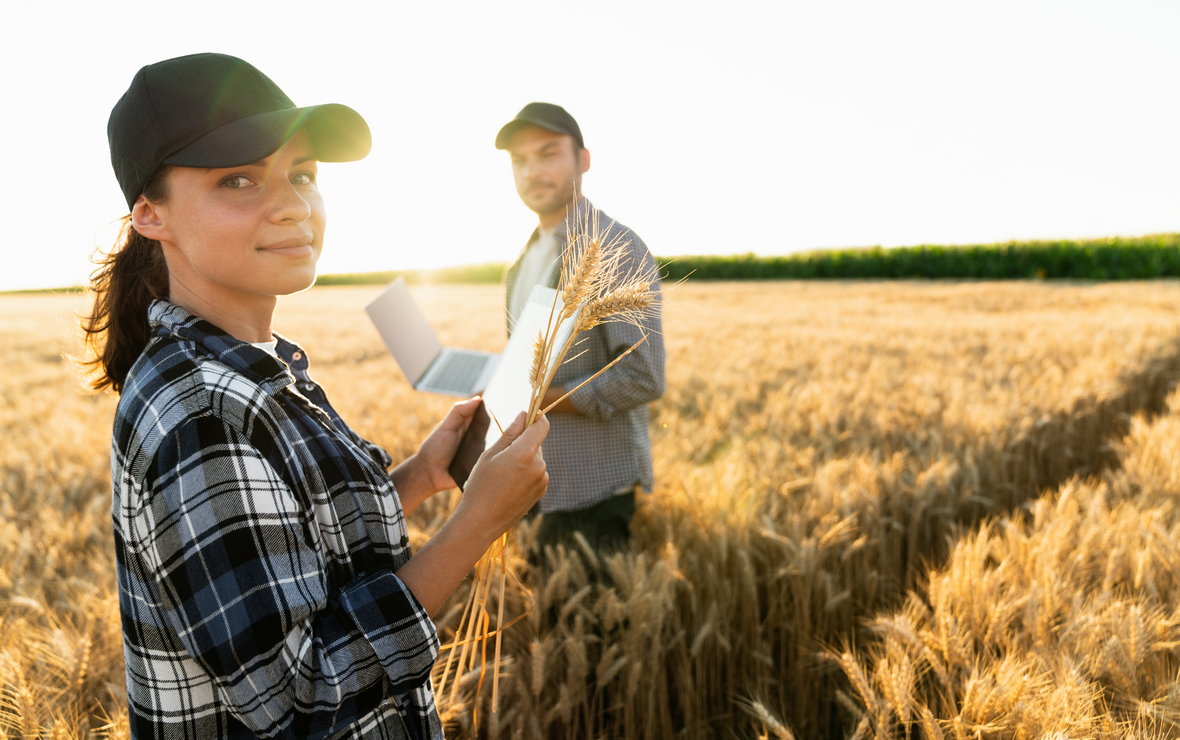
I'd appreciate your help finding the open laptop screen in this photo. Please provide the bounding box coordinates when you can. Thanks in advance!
[364,278,444,386]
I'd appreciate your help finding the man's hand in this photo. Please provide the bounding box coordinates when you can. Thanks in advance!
[542,384,581,415]
[390,396,482,514]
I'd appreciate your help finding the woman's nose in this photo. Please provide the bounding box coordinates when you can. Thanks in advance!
[270,180,312,222]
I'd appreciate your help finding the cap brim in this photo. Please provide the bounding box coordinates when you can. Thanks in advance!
[164,103,371,168]
[495,117,570,150]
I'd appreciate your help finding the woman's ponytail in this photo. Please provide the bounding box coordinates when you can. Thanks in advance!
[80,169,171,393]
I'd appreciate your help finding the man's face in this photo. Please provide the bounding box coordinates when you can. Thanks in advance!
[507,125,589,219]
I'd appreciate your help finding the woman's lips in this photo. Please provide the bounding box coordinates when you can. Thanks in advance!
[262,245,314,258]
[260,238,315,257]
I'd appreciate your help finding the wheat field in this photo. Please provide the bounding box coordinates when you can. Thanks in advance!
[3,280,1180,738]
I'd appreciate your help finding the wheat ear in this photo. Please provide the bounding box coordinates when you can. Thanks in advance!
[560,237,601,322]
[579,281,655,331]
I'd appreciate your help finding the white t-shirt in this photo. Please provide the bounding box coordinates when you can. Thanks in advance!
[251,339,279,358]
[508,225,561,323]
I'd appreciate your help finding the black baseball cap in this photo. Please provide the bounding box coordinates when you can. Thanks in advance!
[108,53,371,209]
[494,102,583,150]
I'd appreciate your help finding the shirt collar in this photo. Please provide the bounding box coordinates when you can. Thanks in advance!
[148,300,302,396]
[528,196,593,245]
[557,196,591,241]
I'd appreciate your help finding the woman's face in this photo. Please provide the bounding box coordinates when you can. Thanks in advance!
[151,129,326,304]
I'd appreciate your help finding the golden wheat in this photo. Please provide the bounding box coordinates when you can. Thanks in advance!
[838,385,1180,739]
[558,238,599,318]
[5,280,1180,737]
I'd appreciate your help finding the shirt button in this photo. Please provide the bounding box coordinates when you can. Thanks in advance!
[303,383,315,391]
[291,351,303,361]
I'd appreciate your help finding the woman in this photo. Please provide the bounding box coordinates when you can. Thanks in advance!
[84,53,548,739]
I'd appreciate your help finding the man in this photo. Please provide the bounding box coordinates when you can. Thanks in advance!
[495,102,666,557]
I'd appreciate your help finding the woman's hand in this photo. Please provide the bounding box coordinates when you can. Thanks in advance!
[395,411,550,615]
[456,412,550,542]
[390,396,482,514]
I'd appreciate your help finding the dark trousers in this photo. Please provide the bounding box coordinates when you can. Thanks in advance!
[527,493,636,705]
[527,490,636,560]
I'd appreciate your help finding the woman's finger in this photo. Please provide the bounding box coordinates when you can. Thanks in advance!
[484,411,527,457]
[513,413,549,454]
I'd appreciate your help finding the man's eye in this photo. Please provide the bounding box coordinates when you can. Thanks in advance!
[291,172,315,186]
[223,176,252,189]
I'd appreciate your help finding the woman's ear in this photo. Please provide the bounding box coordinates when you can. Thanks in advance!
[130,195,169,242]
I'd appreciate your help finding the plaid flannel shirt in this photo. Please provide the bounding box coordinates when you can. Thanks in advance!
[111,300,443,740]
[505,199,666,513]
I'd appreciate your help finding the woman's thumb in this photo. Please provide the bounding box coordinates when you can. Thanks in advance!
[485,411,527,456]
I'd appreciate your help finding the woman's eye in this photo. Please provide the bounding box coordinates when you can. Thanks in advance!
[222,175,252,189]
[291,172,316,186]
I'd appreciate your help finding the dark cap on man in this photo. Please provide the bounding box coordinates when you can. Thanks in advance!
[494,102,583,151]
[108,52,372,209]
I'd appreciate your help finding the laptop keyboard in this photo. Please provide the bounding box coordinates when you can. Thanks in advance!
[429,353,489,393]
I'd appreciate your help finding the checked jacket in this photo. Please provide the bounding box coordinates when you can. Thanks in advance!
[111,300,443,740]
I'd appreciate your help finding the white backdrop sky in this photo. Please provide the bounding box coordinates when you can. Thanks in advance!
[3,0,1178,291]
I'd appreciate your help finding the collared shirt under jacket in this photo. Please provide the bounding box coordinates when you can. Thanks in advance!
[111,300,443,740]
[505,198,666,513]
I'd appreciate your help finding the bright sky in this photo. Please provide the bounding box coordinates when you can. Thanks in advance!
[3,0,1178,292]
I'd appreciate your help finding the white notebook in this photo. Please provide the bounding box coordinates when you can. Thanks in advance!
[479,288,581,448]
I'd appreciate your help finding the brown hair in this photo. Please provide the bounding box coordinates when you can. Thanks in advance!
[80,169,172,393]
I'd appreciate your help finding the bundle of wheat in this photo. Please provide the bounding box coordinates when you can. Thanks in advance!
[434,206,659,722]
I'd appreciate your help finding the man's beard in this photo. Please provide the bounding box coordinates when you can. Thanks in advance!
[524,181,577,218]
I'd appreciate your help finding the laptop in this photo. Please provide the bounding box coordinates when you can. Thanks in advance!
[365,277,581,474]
[364,277,500,396]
